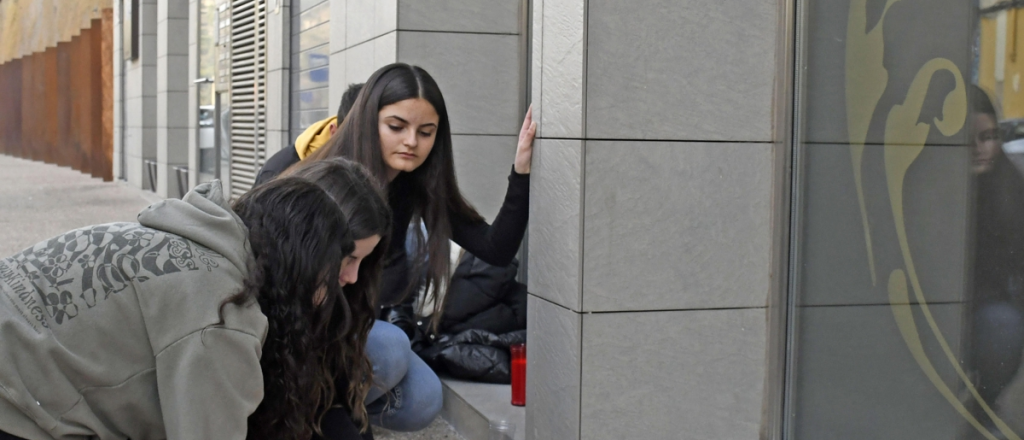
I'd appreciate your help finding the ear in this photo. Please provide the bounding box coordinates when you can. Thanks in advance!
[329,122,338,135]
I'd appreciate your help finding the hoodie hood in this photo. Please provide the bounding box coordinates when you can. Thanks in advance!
[295,116,337,160]
[137,180,251,276]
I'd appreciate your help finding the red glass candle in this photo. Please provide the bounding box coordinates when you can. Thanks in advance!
[510,343,526,406]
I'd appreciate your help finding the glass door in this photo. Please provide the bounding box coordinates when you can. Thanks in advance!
[783,1,1024,439]
[213,0,232,192]
[195,0,219,184]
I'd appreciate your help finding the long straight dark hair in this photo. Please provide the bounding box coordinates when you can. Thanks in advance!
[307,63,483,325]
[281,157,391,431]
[224,177,353,439]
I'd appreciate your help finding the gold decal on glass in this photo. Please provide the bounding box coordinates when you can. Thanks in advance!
[887,269,998,440]
[846,0,899,286]
[844,1,1015,437]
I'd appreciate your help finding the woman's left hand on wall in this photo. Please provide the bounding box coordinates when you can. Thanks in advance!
[514,105,537,174]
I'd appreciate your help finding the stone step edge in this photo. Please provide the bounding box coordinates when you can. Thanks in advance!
[438,377,525,440]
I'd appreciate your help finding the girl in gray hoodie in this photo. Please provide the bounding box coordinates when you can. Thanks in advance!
[0,175,373,440]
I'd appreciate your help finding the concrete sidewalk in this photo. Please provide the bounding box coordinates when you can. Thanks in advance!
[0,155,157,257]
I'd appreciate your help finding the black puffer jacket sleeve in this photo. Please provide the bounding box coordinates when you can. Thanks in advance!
[439,253,523,333]
[414,252,528,384]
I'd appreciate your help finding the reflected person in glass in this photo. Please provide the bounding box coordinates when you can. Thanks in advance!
[969,85,1024,428]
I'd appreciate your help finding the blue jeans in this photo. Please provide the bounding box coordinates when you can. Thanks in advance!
[365,320,442,431]
[972,302,1024,406]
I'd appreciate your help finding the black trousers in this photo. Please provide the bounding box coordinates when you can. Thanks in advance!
[0,430,25,440]
[314,406,374,440]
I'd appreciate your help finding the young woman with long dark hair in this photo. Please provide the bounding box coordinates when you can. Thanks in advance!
[279,158,392,439]
[290,62,536,432]
[0,177,364,440]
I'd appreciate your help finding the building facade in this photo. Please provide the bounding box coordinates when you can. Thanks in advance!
[0,0,1020,438]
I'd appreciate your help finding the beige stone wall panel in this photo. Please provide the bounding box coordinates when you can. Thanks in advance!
[0,0,113,64]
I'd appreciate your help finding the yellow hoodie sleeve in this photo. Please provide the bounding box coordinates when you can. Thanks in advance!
[294,116,338,160]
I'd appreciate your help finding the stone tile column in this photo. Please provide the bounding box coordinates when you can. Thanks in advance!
[526,0,781,438]
[329,0,397,105]
[112,0,124,181]
[121,0,158,190]
[264,1,290,158]
[156,0,189,197]
[186,0,199,189]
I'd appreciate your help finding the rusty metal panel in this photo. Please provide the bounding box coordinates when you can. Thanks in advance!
[70,28,87,172]
[1,10,112,180]
[7,58,24,159]
[0,62,13,155]
[80,21,101,176]
[70,27,87,173]
[57,41,71,169]
[21,54,35,161]
[42,48,58,166]
[0,63,8,155]
[99,8,113,181]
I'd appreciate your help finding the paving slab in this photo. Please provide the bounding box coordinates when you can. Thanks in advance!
[376,418,466,440]
[0,156,157,257]
[438,376,525,440]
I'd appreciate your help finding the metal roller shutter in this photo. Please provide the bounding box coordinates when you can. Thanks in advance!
[228,0,266,199]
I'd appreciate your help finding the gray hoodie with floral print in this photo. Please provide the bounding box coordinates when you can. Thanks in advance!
[0,181,268,440]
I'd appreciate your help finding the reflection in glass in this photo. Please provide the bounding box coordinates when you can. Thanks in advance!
[298,23,330,53]
[290,1,330,141]
[297,45,330,71]
[298,67,329,90]
[299,109,330,129]
[217,91,231,192]
[297,88,330,111]
[199,0,217,106]
[196,0,219,184]
[967,75,1024,440]
[787,0,1024,439]
[293,0,323,15]
[298,1,329,31]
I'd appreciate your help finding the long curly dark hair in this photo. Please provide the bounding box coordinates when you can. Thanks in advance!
[283,157,392,431]
[223,177,355,439]
[308,63,484,328]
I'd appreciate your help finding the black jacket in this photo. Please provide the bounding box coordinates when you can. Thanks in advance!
[439,252,527,335]
[254,147,301,187]
[415,252,527,384]
[974,153,1024,306]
